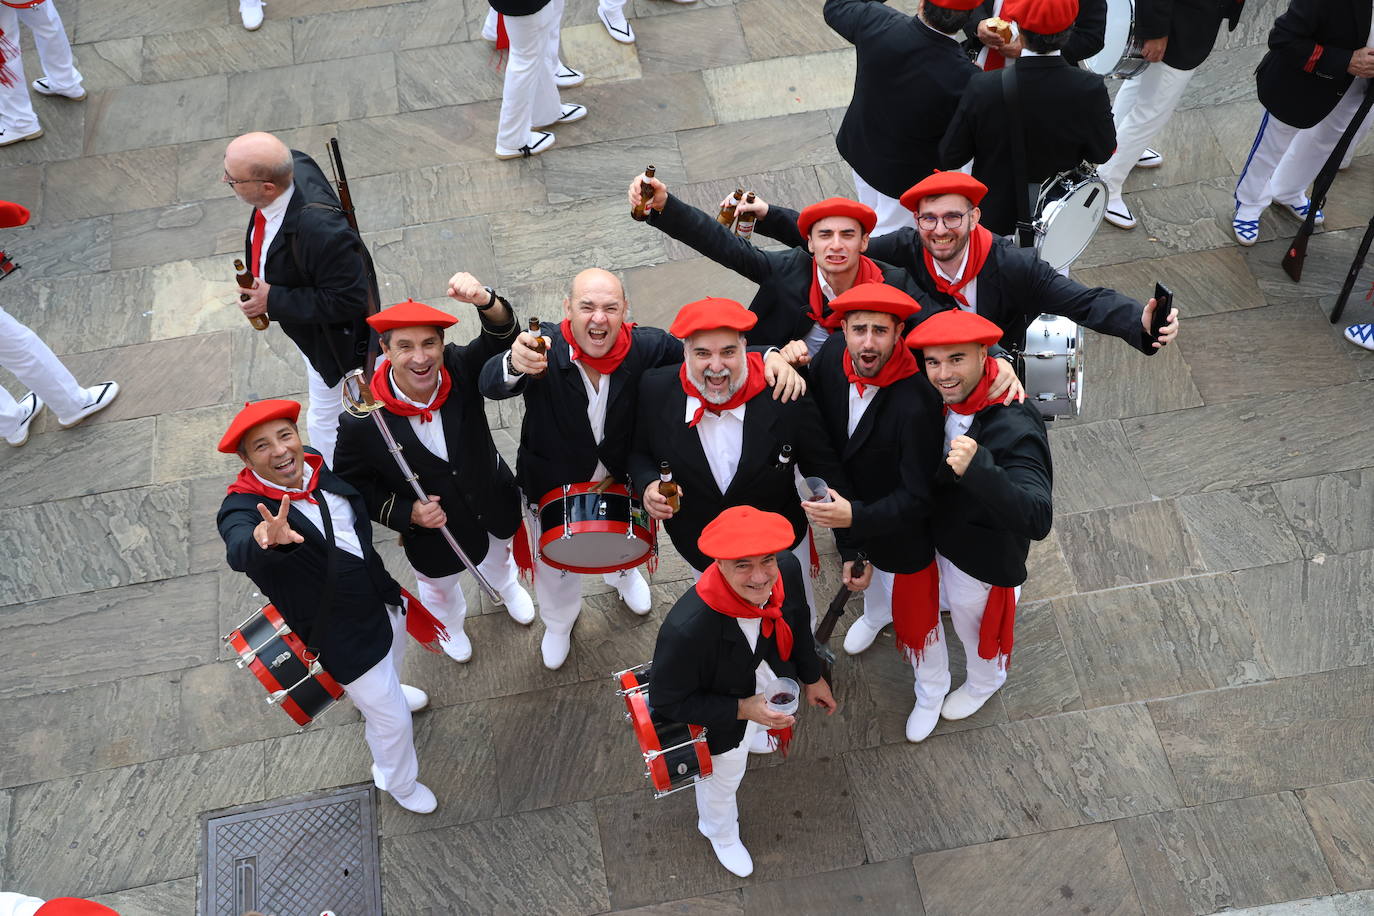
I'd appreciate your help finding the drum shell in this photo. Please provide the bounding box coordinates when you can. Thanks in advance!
[1034,169,1107,273]
[616,663,713,796]
[1020,315,1085,419]
[227,604,343,727]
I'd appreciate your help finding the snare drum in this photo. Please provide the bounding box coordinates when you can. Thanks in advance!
[1034,165,1108,273]
[614,663,713,798]
[1020,314,1085,419]
[225,604,344,727]
[537,482,653,574]
[1083,0,1148,78]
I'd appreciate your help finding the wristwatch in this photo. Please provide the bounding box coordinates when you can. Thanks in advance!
[478,286,506,311]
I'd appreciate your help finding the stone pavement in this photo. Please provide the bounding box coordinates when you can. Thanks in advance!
[1,0,1373,913]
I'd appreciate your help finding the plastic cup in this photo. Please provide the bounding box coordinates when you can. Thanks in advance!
[764,677,800,716]
[802,477,832,503]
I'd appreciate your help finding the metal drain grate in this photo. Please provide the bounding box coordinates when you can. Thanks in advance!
[200,784,382,916]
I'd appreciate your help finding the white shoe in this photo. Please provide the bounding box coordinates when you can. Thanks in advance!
[0,127,43,147]
[502,585,536,625]
[941,684,994,720]
[748,728,775,755]
[554,63,586,89]
[372,764,438,814]
[440,629,472,663]
[542,629,572,670]
[598,6,636,43]
[617,570,652,615]
[401,684,430,712]
[1103,196,1137,230]
[535,103,587,128]
[495,130,554,160]
[1344,323,1374,351]
[703,834,753,877]
[842,616,885,656]
[240,0,264,29]
[56,381,119,428]
[905,703,941,742]
[31,78,85,101]
[1135,147,1163,169]
[5,392,44,447]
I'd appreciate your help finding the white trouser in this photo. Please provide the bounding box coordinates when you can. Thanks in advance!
[910,553,1018,708]
[494,0,564,151]
[689,538,820,628]
[851,170,912,237]
[19,1,82,93]
[1341,103,1373,168]
[853,565,896,629]
[1235,79,1373,221]
[598,0,627,13]
[345,606,419,796]
[0,892,43,916]
[0,7,38,135]
[302,356,344,466]
[414,532,523,633]
[0,307,89,438]
[696,663,773,843]
[1097,62,1196,197]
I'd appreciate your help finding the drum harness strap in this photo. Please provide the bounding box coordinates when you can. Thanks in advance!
[999,64,1038,251]
[304,489,342,666]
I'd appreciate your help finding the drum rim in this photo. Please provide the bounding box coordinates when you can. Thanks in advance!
[537,481,632,507]
[539,523,654,574]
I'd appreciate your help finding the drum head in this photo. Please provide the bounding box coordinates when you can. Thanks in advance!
[1022,315,1085,419]
[1037,178,1107,272]
[1084,0,1138,77]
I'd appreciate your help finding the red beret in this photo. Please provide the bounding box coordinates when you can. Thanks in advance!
[366,298,459,334]
[0,199,32,229]
[1003,0,1078,33]
[796,197,877,237]
[217,399,301,453]
[36,899,121,916]
[829,283,922,322]
[899,171,989,211]
[669,297,758,339]
[698,506,795,560]
[925,0,985,9]
[905,309,1003,349]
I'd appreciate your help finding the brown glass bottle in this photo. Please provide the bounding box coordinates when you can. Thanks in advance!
[734,192,758,240]
[234,258,269,330]
[658,460,681,513]
[717,188,744,227]
[528,316,549,379]
[631,165,657,222]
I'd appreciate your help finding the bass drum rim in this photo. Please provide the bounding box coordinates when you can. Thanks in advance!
[1034,171,1108,273]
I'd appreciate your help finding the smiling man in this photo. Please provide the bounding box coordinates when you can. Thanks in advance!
[333,280,535,666]
[649,506,837,877]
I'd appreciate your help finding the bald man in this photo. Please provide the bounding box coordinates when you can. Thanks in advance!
[225,131,377,464]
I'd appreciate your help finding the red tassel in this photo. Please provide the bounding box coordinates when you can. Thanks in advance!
[512,519,535,585]
[645,517,659,575]
[977,585,1017,671]
[0,30,18,89]
[891,560,941,663]
[489,13,510,73]
[807,527,820,578]
[400,587,449,654]
[766,725,793,757]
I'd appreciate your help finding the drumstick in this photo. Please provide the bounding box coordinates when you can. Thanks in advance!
[592,476,616,494]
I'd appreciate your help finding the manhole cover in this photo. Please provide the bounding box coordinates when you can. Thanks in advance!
[200,784,382,916]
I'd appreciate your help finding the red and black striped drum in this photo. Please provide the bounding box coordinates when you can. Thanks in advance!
[614,662,712,798]
[225,604,344,727]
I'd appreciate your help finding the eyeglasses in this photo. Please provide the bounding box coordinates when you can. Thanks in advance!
[916,209,973,231]
[222,171,269,187]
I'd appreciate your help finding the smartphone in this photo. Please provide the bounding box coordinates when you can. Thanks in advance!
[1151,282,1174,343]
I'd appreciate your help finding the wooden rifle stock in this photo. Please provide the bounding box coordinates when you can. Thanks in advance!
[814,557,866,685]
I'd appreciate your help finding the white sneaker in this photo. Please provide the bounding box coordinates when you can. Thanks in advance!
[1344,323,1374,351]
[941,684,994,720]
[842,616,885,656]
[501,585,536,625]
[748,728,775,755]
[401,684,430,712]
[372,764,438,814]
[240,0,264,30]
[1103,196,1137,230]
[554,63,586,89]
[5,392,44,447]
[542,629,572,670]
[56,381,119,428]
[702,833,753,877]
[617,569,652,615]
[31,78,85,101]
[0,127,43,148]
[535,103,587,129]
[598,6,636,43]
[1135,147,1163,168]
[495,130,554,160]
[905,703,941,742]
[440,628,472,663]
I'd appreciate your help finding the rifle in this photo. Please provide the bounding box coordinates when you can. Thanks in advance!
[814,557,866,685]
[1329,213,1374,325]
[1282,81,1374,282]
[323,137,382,382]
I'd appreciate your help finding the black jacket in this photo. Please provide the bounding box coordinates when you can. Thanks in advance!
[826,0,978,198]
[1255,0,1372,129]
[629,365,850,572]
[478,322,683,505]
[807,334,943,573]
[648,550,822,755]
[1136,0,1240,71]
[247,150,375,386]
[333,313,523,578]
[939,57,1117,237]
[645,193,930,349]
[757,206,1155,355]
[218,451,403,684]
[930,396,1053,587]
[960,0,1108,66]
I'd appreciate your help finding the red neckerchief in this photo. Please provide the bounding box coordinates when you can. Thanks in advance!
[371,360,451,423]
[808,256,885,330]
[923,225,993,309]
[561,319,635,375]
[227,452,325,505]
[843,341,919,397]
[680,351,768,427]
[944,355,1003,415]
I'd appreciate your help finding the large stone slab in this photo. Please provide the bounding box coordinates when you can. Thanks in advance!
[743,858,923,914]
[550,71,717,148]
[1055,499,1208,592]
[226,54,399,133]
[1116,792,1336,916]
[914,822,1141,916]
[149,254,263,341]
[335,101,504,173]
[1272,469,1374,559]
[1298,779,1374,893]
[394,41,506,111]
[737,0,850,59]
[0,164,41,224]
[1072,328,1204,424]
[42,149,179,223]
[612,891,744,915]
[0,417,154,511]
[381,801,611,914]
[846,704,1182,859]
[1045,419,1150,514]
[676,110,842,183]
[1148,665,1374,805]
[75,36,146,94]
[292,0,466,63]
[635,5,750,76]
[110,196,243,270]
[0,215,113,280]
[153,402,245,483]
[4,743,265,898]
[354,156,547,230]
[1020,531,1076,603]
[367,214,500,304]
[142,20,295,80]
[702,49,855,124]
[86,74,229,155]
[90,877,198,916]
[490,196,669,287]
[996,599,1083,721]
[1075,246,1264,319]
[1175,485,1305,573]
[178,657,319,756]
[73,0,220,43]
[1122,106,1234,194]
[0,83,86,166]
[1220,890,1374,915]
[542,134,684,207]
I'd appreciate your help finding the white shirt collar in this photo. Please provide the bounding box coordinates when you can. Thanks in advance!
[1021,49,1062,57]
[259,182,295,221]
[934,244,972,284]
[684,398,747,424]
[916,15,961,39]
[389,367,441,409]
[252,455,314,494]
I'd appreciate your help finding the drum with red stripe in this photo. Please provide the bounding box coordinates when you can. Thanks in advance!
[613,662,712,798]
[537,482,653,574]
[225,604,344,727]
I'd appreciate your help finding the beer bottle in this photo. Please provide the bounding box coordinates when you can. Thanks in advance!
[631,165,657,222]
[528,316,549,379]
[734,192,758,240]
[717,188,744,228]
[658,460,681,513]
[234,258,269,330]
[774,443,794,470]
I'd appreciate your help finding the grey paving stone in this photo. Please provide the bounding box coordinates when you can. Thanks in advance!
[353,156,546,231]
[814,159,858,199]
[702,49,854,125]
[1298,779,1374,893]
[395,41,505,111]
[1206,96,1271,175]
[89,877,198,916]
[0,417,155,512]
[570,587,674,685]
[229,322,310,403]
[0,86,86,166]
[914,822,1141,916]
[367,215,500,305]
[1020,531,1077,603]
[997,599,1082,722]
[737,0,850,59]
[1272,469,1374,558]
[0,216,113,281]
[1073,328,1204,424]
[1072,218,1176,270]
[846,704,1182,860]
[110,196,244,270]
[75,36,146,94]
[0,670,185,790]
[1222,890,1374,916]
[142,20,295,81]
[226,54,399,134]
[1178,43,1269,111]
[153,402,244,483]
[1115,792,1336,916]
[1053,574,1269,708]
[381,801,611,914]
[491,196,669,287]
[336,101,504,173]
[1148,665,1374,805]
[1246,229,1372,306]
[1175,485,1305,572]
[292,0,466,63]
[1045,419,1151,514]
[178,659,314,755]
[1231,550,1374,679]
[285,0,415,15]
[744,858,923,914]
[86,74,229,155]
[9,263,153,355]
[42,150,178,223]
[1128,177,1239,257]
[676,111,841,184]
[1074,245,1265,319]
[0,164,41,224]
[4,743,265,898]
[1056,499,1209,592]
[73,0,220,43]
[635,5,749,76]
[1122,106,1234,193]
[550,70,717,148]
[612,891,744,915]
[542,134,683,206]
[0,789,11,881]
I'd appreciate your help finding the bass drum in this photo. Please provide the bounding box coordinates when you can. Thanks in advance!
[1083,0,1148,78]
[1034,165,1107,273]
[1021,314,1085,419]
